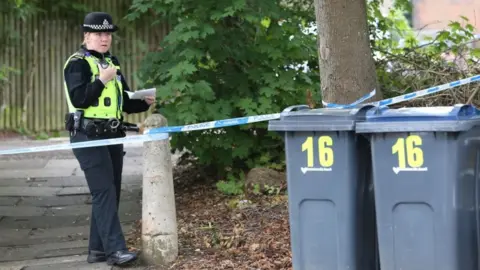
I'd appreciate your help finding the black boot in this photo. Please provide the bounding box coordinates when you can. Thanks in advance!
[107,250,138,266]
[87,250,106,263]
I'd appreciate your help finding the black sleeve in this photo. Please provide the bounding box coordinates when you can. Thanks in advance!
[63,58,105,109]
[111,56,151,114]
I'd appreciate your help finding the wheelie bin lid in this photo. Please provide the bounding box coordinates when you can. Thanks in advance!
[268,104,376,132]
[356,104,480,133]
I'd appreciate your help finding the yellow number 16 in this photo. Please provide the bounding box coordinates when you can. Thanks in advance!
[302,136,334,167]
[392,135,424,168]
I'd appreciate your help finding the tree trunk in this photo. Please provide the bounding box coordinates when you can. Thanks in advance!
[315,0,382,104]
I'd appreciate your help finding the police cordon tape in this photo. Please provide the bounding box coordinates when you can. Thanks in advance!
[0,133,170,156]
[0,74,479,156]
[322,74,480,109]
[0,114,282,156]
[144,113,281,135]
[321,88,377,109]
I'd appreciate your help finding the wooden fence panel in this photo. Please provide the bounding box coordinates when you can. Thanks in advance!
[0,0,168,133]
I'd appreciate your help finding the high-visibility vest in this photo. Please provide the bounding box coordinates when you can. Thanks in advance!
[63,50,123,119]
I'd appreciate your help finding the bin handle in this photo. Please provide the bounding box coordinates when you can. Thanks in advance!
[282,105,310,113]
[454,104,480,117]
[354,104,378,116]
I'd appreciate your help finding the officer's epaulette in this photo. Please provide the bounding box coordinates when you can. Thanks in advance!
[76,49,87,57]
[69,48,88,61]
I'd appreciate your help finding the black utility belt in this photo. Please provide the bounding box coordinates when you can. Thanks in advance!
[83,118,125,137]
[65,112,139,138]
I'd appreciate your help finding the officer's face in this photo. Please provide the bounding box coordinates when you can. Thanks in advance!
[84,32,112,53]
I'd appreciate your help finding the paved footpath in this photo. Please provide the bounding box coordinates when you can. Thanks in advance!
[0,138,177,270]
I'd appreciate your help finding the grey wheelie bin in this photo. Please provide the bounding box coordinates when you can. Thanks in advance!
[268,104,379,270]
[356,104,480,270]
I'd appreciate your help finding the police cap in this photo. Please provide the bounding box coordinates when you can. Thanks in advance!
[82,12,118,33]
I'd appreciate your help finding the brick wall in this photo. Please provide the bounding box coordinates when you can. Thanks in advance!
[413,0,480,32]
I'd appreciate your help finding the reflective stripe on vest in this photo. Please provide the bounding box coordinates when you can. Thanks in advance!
[63,51,123,120]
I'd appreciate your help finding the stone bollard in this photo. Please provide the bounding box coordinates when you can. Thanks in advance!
[141,113,178,265]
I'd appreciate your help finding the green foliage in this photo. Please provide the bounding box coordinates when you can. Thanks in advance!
[368,0,480,105]
[216,171,245,196]
[0,0,89,20]
[126,0,319,178]
[256,152,286,171]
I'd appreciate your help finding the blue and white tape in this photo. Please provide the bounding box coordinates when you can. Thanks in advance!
[322,74,480,109]
[322,89,376,109]
[0,75,479,156]
[145,113,281,134]
[0,133,170,156]
[370,74,480,107]
[0,114,283,156]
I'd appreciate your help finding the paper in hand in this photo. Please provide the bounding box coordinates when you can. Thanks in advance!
[125,88,156,100]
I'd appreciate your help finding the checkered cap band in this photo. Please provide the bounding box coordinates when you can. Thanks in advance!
[83,24,115,30]
[83,19,115,30]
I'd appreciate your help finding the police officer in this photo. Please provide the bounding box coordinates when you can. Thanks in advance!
[63,12,155,266]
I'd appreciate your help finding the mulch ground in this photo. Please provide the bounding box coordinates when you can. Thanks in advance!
[124,164,292,270]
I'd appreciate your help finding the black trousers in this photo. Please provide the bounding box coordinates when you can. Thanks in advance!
[71,131,127,256]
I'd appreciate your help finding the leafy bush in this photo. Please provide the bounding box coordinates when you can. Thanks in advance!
[126,0,320,178]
